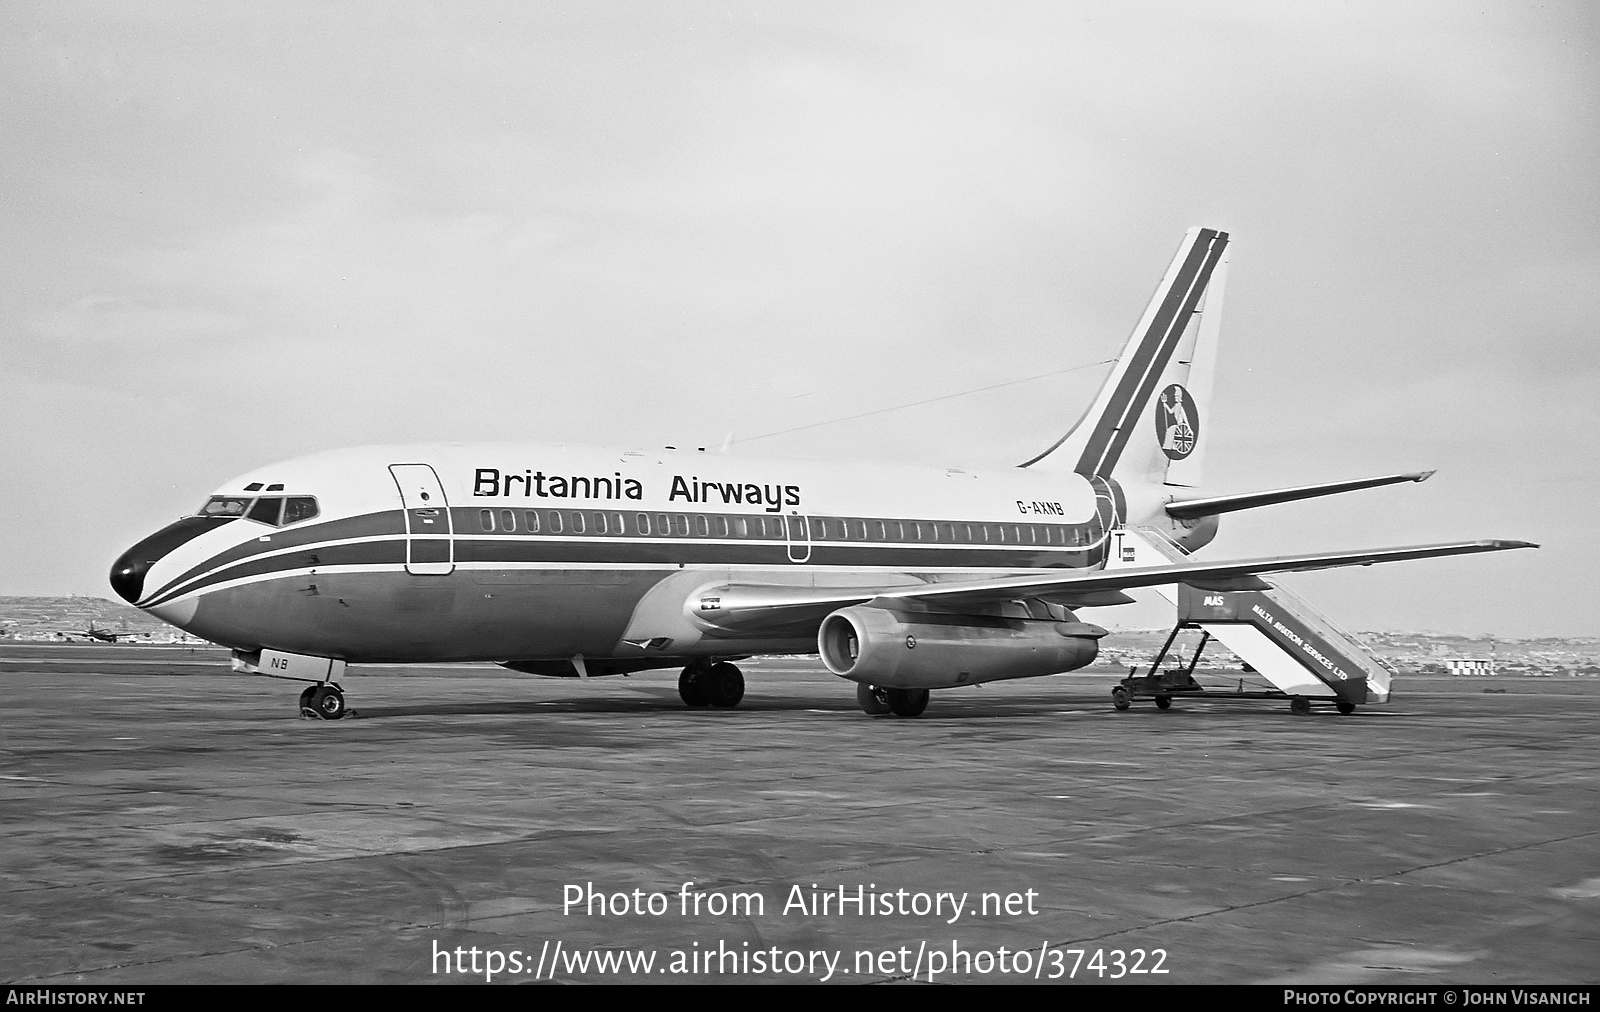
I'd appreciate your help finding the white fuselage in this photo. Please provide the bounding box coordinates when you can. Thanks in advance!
[116,442,1165,666]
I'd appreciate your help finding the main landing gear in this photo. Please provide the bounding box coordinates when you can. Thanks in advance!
[678,661,744,708]
[298,683,347,720]
[856,683,929,718]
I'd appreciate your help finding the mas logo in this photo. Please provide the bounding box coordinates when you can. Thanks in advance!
[1154,383,1198,460]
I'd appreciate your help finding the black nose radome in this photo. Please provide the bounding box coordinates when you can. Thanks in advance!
[109,551,149,604]
[109,515,235,605]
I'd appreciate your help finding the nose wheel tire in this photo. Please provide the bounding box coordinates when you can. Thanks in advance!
[1289,696,1312,716]
[857,683,891,716]
[1335,700,1357,715]
[308,686,346,720]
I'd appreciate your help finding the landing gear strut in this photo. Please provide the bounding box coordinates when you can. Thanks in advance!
[679,661,744,708]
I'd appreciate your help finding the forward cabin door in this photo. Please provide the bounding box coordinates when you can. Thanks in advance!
[388,463,455,575]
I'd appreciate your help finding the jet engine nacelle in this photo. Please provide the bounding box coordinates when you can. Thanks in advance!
[817,605,1105,690]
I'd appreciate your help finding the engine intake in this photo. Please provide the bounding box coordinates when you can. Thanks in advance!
[817,605,1105,690]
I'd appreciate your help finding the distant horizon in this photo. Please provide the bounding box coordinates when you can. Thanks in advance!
[2,593,1594,643]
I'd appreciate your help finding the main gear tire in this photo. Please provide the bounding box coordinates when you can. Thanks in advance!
[856,683,891,716]
[678,667,711,707]
[708,662,744,708]
[885,687,929,717]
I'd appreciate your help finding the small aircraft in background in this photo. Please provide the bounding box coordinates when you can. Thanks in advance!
[72,621,131,643]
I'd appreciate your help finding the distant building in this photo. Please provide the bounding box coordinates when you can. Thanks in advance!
[1446,657,1495,676]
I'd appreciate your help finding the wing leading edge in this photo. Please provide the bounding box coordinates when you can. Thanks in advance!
[690,540,1536,635]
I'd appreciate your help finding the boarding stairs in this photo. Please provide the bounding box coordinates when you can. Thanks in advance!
[1106,527,1394,713]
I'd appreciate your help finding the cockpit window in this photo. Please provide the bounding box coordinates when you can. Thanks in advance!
[282,497,319,525]
[199,496,251,518]
[248,497,284,525]
[239,495,320,527]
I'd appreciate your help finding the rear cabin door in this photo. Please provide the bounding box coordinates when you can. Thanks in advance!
[785,512,812,564]
[388,463,454,575]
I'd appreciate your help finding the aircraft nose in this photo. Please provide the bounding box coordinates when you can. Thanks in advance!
[109,516,222,606]
[109,547,152,604]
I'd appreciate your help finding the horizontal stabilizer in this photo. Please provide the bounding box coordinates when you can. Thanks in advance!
[1164,471,1435,520]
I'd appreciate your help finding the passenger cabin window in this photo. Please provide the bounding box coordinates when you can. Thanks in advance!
[524,511,541,533]
[636,513,651,535]
[499,510,516,532]
[549,512,564,533]
[480,510,495,532]
[571,512,586,534]
[695,515,709,537]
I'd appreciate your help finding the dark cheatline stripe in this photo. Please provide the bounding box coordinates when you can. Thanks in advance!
[140,509,406,606]
[142,539,408,606]
[147,534,1108,606]
[457,537,1099,571]
[143,502,1114,606]
[1074,229,1226,476]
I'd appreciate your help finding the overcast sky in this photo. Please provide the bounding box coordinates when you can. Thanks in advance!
[3,2,1595,637]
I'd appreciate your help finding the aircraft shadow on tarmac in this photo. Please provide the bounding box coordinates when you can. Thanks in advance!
[322,689,1324,721]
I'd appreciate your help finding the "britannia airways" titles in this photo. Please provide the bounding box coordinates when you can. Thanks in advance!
[473,469,801,513]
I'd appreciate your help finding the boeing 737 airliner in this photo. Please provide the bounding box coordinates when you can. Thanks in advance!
[110,229,1534,719]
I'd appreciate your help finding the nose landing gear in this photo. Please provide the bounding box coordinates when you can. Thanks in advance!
[299,683,347,720]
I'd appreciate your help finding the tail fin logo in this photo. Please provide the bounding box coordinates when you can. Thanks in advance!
[1156,384,1198,460]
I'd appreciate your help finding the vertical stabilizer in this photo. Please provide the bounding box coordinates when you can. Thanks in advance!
[1024,228,1229,488]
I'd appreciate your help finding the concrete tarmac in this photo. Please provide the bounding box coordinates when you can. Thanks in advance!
[1,643,1596,985]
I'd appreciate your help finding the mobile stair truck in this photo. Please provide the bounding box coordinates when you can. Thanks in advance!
[1108,528,1392,715]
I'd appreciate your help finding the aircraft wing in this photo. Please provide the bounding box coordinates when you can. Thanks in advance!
[692,540,1535,634]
